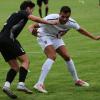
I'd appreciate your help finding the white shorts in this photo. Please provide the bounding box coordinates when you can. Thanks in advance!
[37,36,65,50]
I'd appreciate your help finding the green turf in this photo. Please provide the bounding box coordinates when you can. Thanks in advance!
[0,0,100,100]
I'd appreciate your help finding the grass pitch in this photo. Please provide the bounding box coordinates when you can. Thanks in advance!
[0,0,100,100]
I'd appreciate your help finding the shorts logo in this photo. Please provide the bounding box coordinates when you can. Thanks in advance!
[44,41,47,44]
[20,48,24,53]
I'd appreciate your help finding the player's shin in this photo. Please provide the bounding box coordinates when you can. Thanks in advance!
[37,58,54,84]
[65,59,79,81]
[4,69,17,88]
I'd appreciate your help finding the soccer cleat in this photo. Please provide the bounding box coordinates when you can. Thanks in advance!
[75,79,89,87]
[17,84,33,94]
[2,86,17,99]
[33,83,48,93]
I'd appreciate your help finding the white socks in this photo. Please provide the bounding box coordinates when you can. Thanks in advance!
[37,58,54,84]
[4,81,25,89]
[4,81,10,88]
[66,59,79,81]
[18,82,25,86]
[36,58,78,85]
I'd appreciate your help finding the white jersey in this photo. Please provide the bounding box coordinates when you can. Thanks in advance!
[38,14,80,37]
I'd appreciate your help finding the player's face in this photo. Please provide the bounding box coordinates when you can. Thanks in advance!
[26,7,34,14]
[59,12,71,24]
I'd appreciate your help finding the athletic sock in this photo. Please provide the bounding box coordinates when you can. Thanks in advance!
[39,9,42,18]
[37,58,54,84]
[4,81,11,88]
[19,67,28,82]
[18,82,25,86]
[4,69,17,88]
[66,59,79,81]
[45,7,48,16]
[6,69,17,83]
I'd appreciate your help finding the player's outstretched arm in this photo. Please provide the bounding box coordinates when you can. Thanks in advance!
[28,15,58,25]
[77,27,100,40]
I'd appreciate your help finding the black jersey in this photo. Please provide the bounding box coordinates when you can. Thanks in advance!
[0,10,30,40]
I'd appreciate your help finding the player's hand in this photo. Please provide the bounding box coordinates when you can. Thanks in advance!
[31,28,38,37]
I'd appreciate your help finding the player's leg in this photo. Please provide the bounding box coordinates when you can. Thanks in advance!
[34,45,56,93]
[17,54,32,94]
[56,45,79,81]
[14,40,32,94]
[4,60,19,87]
[34,36,56,93]
[44,0,49,16]
[38,45,56,84]
[3,59,19,99]
[52,38,79,82]
[56,45,89,87]
[37,0,42,18]
[1,40,19,99]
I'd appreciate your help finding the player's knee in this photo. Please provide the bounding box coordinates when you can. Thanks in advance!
[24,59,30,66]
[21,58,30,67]
[39,7,41,9]
[9,62,19,71]
[48,54,56,60]
[64,56,71,61]
[46,5,48,8]
[12,66,19,72]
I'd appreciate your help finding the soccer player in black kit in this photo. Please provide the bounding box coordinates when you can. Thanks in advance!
[0,0,57,99]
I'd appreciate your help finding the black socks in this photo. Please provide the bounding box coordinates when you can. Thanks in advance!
[39,9,42,18]
[6,69,17,83]
[19,67,28,82]
[45,7,48,16]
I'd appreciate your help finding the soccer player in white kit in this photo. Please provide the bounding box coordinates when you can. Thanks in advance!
[29,6,100,93]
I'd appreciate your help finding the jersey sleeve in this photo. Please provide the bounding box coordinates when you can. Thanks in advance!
[38,17,47,27]
[38,14,59,27]
[71,22,80,30]
[68,18,80,30]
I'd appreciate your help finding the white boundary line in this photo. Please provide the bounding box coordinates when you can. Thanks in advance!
[27,51,42,54]
[0,50,99,58]
[26,50,100,54]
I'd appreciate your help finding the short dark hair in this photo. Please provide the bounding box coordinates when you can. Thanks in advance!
[60,6,71,13]
[20,0,35,10]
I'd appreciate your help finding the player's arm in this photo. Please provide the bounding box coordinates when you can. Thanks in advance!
[28,23,39,37]
[28,15,58,25]
[77,27,100,40]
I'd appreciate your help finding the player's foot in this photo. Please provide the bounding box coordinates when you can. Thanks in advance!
[2,86,17,99]
[17,84,33,94]
[75,79,89,87]
[33,83,48,93]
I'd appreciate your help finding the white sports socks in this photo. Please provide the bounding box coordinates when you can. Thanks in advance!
[66,59,79,81]
[37,58,54,84]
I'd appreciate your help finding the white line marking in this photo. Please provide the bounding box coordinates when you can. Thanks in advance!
[27,51,42,54]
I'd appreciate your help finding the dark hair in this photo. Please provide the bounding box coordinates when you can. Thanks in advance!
[20,0,35,10]
[60,6,71,13]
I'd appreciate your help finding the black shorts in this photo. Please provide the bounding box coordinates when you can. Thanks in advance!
[0,38,25,62]
[37,0,48,6]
